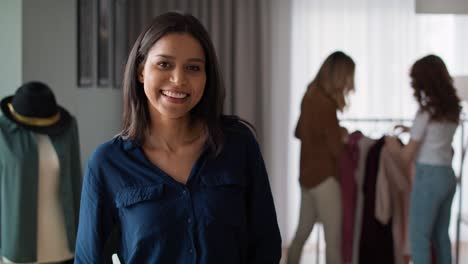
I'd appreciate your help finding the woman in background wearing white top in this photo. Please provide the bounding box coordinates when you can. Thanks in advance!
[386,55,461,264]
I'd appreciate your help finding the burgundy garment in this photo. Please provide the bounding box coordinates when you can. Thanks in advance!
[358,138,394,264]
[340,131,363,263]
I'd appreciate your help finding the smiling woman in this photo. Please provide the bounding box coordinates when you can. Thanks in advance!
[74,12,282,264]
[137,33,209,185]
[138,33,207,122]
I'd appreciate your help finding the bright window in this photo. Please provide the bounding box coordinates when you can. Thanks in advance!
[287,0,468,250]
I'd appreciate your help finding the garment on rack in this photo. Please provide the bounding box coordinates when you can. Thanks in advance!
[340,131,362,263]
[358,137,394,264]
[0,116,82,263]
[375,145,411,264]
[351,136,376,264]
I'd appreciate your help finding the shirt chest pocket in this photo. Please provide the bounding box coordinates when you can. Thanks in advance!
[200,173,246,228]
[114,184,178,236]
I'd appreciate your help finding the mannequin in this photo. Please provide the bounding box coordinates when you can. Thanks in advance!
[0,82,81,264]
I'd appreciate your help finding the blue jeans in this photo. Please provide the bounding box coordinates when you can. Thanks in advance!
[410,163,457,264]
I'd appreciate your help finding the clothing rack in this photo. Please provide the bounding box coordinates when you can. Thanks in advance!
[324,118,467,264]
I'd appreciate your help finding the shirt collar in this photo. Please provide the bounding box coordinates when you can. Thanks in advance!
[1,116,21,133]
[121,137,139,151]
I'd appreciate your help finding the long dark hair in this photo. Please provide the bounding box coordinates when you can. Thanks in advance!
[119,12,226,154]
[410,55,461,123]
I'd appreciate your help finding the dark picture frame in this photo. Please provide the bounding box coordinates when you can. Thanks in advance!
[78,0,128,88]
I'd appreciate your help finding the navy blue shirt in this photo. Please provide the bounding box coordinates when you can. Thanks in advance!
[75,120,282,263]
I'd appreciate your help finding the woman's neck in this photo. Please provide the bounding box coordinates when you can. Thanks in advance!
[145,114,205,153]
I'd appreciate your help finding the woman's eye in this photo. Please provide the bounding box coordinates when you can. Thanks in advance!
[157,61,171,69]
[186,65,201,71]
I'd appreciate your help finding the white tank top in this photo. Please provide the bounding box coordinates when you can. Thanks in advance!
[410,110,458,165]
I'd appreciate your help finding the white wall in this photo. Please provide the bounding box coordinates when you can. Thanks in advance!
[0,0,22,99]
[21,0,122,169]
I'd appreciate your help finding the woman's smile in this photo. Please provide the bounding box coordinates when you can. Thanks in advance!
[160,90,190,104]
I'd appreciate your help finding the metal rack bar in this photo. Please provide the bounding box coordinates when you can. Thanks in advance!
[341,118,412,122]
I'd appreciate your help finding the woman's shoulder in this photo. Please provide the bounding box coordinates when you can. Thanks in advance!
[302,86,333,109]
[221,115,257,140]
[87,136,131,168]
[414,109,431,122]
[219,116,262,157]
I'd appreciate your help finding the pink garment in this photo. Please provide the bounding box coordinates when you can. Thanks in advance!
[340,131,363,263]
[375,145,412,264]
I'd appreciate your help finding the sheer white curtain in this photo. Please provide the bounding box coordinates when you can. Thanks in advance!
[285,0,468,246]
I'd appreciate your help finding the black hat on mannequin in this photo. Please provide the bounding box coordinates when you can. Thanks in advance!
[0,81,71,135]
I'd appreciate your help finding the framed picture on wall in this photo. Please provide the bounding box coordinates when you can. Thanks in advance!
[78,0,129,88]
[77,0,94,87]
[98,0,111,87]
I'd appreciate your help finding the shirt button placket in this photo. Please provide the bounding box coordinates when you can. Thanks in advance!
[182,186,196,262]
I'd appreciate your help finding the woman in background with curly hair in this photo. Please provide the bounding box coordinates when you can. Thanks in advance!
[386,55,461,264]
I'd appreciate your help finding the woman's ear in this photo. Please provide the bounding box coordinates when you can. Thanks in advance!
[138,64,144,84]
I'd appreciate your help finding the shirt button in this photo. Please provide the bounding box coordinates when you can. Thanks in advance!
[187,218,192,224]
[182,190,187,195]
[189,249,193,254]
